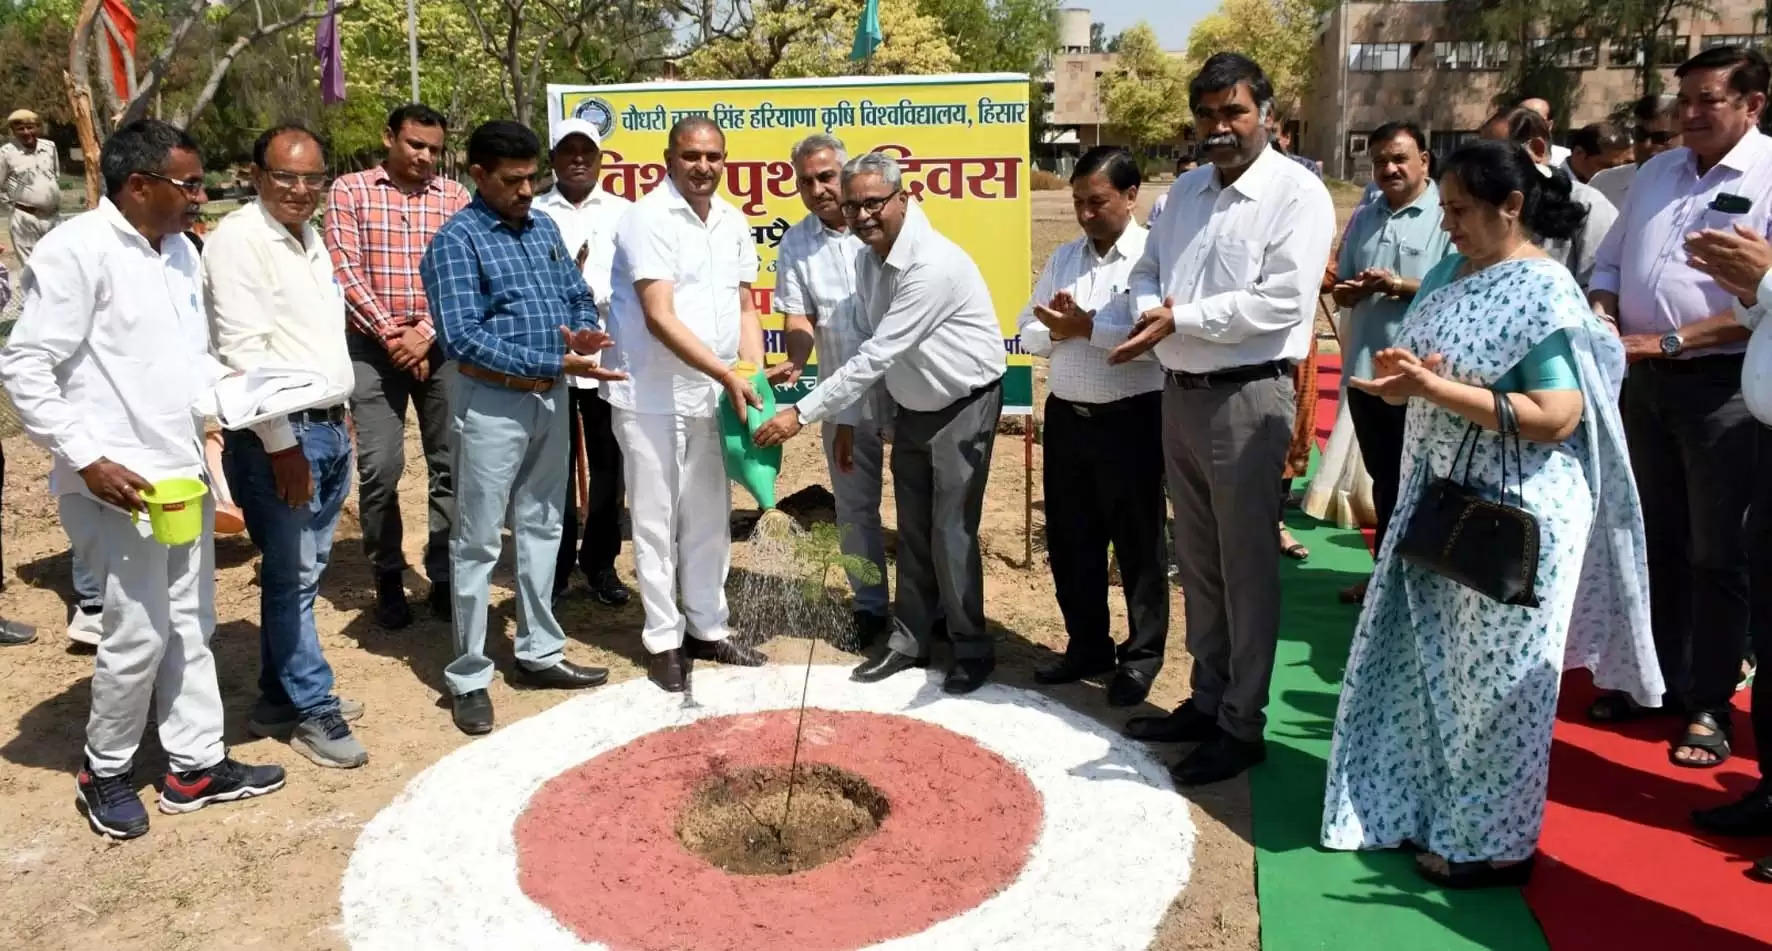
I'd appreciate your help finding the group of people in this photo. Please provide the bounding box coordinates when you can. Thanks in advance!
[4,42,1772,897]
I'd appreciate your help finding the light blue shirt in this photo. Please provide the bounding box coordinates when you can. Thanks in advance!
[1337,180,1452,380]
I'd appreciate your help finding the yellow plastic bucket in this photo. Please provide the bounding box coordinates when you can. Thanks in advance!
[135,477,208,546]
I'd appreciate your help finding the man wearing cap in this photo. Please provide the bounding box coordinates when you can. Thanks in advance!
[2,109,62,262]
[533,118,634,611]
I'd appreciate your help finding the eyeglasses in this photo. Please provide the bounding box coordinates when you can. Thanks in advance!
[137,170,207,195]
[1633,128,1675,145]
[840,188,900,218]
[265,170,330,190]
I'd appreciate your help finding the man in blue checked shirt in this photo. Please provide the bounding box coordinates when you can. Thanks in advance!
[420,120,628,736]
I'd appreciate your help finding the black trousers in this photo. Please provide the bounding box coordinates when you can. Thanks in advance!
[1748,424,1772,783]
[1622,356,1758,718]
[1043,391,1169,675]
[1346,387,1408,555]
[556,388,625,593]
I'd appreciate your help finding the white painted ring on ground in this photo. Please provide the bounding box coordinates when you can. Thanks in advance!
[341,665,1195,950]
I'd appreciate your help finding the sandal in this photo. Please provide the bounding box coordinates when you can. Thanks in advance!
[1415,854,1536,890]
[1279,529,1310,561]
[1670,712,1732,768]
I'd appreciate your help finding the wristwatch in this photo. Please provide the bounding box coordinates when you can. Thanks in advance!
[1659,331,1685,357]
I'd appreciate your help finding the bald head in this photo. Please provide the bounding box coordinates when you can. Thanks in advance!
[1520,97,1553,127]
[667,115,724,152]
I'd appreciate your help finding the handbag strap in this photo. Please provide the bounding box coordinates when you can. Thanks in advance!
[1492,389,1525,504]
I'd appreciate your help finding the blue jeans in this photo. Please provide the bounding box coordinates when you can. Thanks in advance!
[222,420,353,718]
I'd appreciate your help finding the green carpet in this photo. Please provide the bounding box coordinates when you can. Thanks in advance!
[1250,511,1550,951]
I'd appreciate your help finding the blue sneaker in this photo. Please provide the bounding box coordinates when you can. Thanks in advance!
[158,755,285,815]
[76,761,149,839]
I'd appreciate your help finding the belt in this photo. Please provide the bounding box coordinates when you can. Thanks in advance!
[459,361,555,393]
[1643,352,1746,374]
[899,376,1003,416]
[1164,360,1292,390]
[1051,391,1160,418]
[290,405,347,424]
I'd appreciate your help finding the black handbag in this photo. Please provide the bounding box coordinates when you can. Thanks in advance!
[1396,388,1541,607]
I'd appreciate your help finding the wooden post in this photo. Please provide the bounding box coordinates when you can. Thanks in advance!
[1023,419,1034,569]
[65,0,105,208]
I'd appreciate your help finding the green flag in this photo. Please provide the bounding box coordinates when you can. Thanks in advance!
[850,0,883,61]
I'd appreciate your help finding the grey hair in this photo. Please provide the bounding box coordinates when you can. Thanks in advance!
[791,133,847,167]
[841,152,902,190]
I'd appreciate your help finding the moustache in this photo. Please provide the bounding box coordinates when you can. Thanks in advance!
[1204,134,1240,149]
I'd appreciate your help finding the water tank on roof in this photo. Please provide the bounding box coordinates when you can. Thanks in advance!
[1059,8,1092,51]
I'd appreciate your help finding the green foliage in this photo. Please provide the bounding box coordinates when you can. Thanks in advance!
[1099,23,1189,150]
[791,522,883,605]
[1185,0,1318,116]
[682,0,959,79]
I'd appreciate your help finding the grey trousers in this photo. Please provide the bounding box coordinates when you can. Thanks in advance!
[348,332,456,583]
[1163,370,1294,742]
[444,375,570,695]
[820,420,890,617]
[887,380,1003,661]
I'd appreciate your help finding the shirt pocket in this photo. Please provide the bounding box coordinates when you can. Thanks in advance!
[1210,235,1263,289]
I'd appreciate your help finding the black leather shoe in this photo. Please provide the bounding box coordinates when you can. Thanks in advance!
[375,572,412,630]
[649,649,686,693]
[1694,788,1772,837]
[1033,655,1116,685]
[685,638,767,666]
[428,584,452,622]
[1106,667,1154,708]
[1754,854,1772,882]
[851,649,927,683]
[452,689,494,735]
[943,658,995,695]
[511,660,609,690]
[1125,699,1220,742]
[1170,733,1267,786]
[589,568,632,607]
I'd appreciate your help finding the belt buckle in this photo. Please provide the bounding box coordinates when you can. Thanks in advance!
[1072,403,1093,418]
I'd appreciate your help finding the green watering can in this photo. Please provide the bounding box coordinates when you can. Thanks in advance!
[717,361,783,508]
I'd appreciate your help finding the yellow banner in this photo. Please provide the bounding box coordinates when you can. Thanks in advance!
[548,73,1034,413]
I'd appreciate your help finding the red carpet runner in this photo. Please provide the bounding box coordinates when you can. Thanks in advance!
[1311,352,1772,951]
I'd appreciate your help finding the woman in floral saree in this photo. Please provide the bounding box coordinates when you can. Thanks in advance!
[1320,140,1664,888]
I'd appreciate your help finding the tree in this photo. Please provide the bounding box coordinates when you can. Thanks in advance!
[680,0,958,79]
[1184,0,1316,116]
[455,0,677,127]
[1594,0,1714,96]
[1099,23,1188,151]
[1089,20,1107,53]
[1444,0,1605,123]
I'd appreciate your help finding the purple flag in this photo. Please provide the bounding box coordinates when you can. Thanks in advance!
[315,0,345,105]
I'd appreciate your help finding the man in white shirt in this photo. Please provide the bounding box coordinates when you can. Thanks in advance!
[1482,106,1618,288]
[604,117,770,692]
[1683,222,1772,856]
[1589,94,1683,209]
[204,125,366,770]
[771,133,892,649]
[0,119,286,840]
[755,152,1008,694]
[1,109,61,262]
[1019,146,1167,708]
[1111,53,1335,785]
[533,118,635,610]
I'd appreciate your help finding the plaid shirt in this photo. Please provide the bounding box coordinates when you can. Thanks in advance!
[325,166,470,343]
[421,196,599,380]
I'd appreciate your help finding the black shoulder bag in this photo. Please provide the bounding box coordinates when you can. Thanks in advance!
[1396,389,1541,607]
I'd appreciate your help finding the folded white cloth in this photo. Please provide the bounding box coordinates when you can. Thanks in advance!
[199,364,352,430]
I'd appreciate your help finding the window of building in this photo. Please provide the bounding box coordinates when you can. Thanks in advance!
[1433,41,1511,70]
[1349,42,1414,71]
[1702,34,1769,51]
[1529,37,1599,68]
[1610,33,1691,67]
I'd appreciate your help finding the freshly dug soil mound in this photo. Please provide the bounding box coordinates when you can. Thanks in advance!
[677,763,889,875]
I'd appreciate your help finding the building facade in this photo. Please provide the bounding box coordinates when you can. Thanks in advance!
[1039,7,1191,166]
[1302,0,1769,180]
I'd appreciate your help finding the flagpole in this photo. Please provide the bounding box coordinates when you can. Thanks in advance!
[406,0,419,102]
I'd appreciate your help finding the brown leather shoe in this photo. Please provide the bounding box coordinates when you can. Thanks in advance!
[649,648,686,692]
[685,637,767,667]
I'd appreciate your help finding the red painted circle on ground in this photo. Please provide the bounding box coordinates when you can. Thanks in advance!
[514,709,1043,951]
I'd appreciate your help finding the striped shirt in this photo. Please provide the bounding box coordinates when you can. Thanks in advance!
[1017,225,1162,405]
[774,214,888,426]
[421,197,600,380]
[324,166,470,344]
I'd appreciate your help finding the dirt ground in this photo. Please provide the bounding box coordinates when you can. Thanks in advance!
[0,184,1364,951]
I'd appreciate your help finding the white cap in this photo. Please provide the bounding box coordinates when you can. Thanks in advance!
[550,118,602,151]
